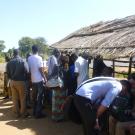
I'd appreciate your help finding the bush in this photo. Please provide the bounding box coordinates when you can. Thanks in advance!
[0,57,5,63]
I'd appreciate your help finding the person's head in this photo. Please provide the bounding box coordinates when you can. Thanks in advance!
[26,53,31,61]
[13,49,19,57]
[32,45,38,54]
[52,48,60,58]
[95,54,103,60]
[5,55,10,62]
[120,80,132,96]
[101,66,114,77]
[71,53,78,63]
[128,73,135,97]
[128,73,135,89]
[82,51,89,60]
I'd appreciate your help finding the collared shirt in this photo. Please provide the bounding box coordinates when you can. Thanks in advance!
[6,56,29,81]
[74,56,89,87]
[76,77,122,107]
[28,54,43,83]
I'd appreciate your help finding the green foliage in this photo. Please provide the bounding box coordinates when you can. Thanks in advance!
[114,73,128,79]
[18,37,35,57]
[18,37,49,58]
[0,40,5,53]
[7,48,14,58]
[0,57,5,63]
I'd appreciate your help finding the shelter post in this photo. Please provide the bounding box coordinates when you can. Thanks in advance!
[128,57,133,78]
[112,59,115,77]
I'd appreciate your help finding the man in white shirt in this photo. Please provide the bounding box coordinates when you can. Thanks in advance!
[74,52,89,87]
[74,77,127,135]
[28,45,47,118]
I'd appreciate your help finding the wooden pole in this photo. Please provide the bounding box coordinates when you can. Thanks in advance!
[112,59,115,77]
[128,57,133,78]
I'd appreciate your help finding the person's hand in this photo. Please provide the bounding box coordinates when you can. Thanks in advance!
[94,118,101,131]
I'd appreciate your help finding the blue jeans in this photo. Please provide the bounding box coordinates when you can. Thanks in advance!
[32,81,44,117]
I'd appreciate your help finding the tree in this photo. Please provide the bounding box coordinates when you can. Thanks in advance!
[18,37,36,57]
[7,48,14,58]
[18,37,49,58]
[0,40,6,52]
[35,37,48,54]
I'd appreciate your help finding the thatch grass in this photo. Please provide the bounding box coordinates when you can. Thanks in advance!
[52,15,135,58]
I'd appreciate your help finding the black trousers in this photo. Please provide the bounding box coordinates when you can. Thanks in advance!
[74,95,97,135]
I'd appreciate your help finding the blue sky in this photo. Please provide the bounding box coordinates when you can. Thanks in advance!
[1,0,135,50]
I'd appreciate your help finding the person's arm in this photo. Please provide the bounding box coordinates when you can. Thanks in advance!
[74,61,79,78]
[39,67,47,83]
[94,105,107,130]
[96,105,107,118]
[24,61,29,74]
[95,87,121,129]
[6,62,11,79]
[49,65,59,78]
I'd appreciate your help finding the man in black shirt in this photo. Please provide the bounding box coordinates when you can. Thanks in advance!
[7,49,29,118]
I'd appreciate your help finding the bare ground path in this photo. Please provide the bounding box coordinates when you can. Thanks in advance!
[0,97,83,135]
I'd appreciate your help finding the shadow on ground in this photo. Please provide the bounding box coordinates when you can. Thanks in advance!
[0,98,83,135]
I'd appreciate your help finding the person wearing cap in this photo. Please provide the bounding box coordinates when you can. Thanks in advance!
[6,49,29,118]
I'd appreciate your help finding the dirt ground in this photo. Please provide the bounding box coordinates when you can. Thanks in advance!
[0,97,83,135]
[0,63,133,135]
[0,63,83,135]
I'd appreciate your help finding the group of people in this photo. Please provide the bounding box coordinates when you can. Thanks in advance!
[4,46,89,120]
[3,46,135,135]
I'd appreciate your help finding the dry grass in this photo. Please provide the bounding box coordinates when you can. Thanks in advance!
[52,15,135,58]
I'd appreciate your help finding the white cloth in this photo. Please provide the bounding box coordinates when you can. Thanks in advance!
[47,55,58,77]
[43,60,47,67]
[75,56,89,87]
[76,77,122,107]
[28,54,43,83]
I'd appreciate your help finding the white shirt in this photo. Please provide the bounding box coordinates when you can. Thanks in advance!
[75,56,89,87]
[43,60,47,67]
[76,77,122,107]
[28,54,43,83]
[47,55,58,77]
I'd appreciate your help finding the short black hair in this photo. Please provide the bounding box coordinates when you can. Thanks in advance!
[52,48,60,55]
[5,55,10,62]
[32,45,38,53]
[128,73,135,80]
[101,66,114,77]
[13,49,19,56]
[120,80,131,93]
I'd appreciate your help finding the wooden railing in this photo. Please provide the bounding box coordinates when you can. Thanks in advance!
[90,57,135,78]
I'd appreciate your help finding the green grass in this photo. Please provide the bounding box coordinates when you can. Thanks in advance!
[115,73,128,79]
[0,57,5,63]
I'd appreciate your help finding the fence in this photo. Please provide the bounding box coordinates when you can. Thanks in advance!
[90,57,135,78]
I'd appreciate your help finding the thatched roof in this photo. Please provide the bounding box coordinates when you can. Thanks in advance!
[51,15,135,59]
